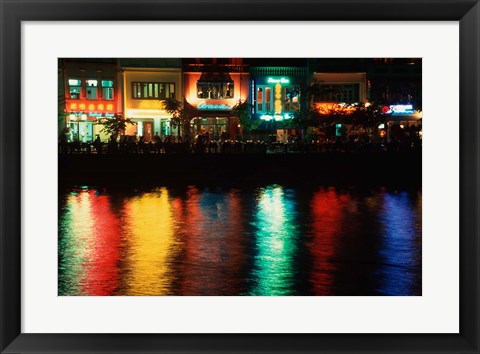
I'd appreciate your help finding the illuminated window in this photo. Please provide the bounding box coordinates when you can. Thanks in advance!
[257,88,263,111]
[86,80,98,100]
[256,85,272,113]
[197,82,234,99]
[265,87,271,112]
[132,82,176,99]
[68,79,81,99]
[101,80,114,100]
[284,86,300,112]
[256,82,300,114]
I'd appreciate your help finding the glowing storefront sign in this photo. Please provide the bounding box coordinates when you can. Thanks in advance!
[267,77,290,84]
[197,102,233,110]
[125,109,169,119]
[87,112,116,118]
[274,83,282,114]
[385,104,415,114]
[69,112,115,119]
[68,102,114,112]
[251,80,255,115]
[260,113,292,121]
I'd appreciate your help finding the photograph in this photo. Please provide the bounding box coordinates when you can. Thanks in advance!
[2,0,479,352]
[58,57,422,296]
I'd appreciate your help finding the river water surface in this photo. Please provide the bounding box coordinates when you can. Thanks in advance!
[58,185,421,296]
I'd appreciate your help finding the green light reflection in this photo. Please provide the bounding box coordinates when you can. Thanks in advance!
[58,191,93,296]
[249,185,298,296]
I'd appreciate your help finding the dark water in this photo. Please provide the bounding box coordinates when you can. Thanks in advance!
[58,185,422,296]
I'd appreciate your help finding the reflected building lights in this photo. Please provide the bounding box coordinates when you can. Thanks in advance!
[377,192,422,295]
[58,186,422,296]
[58,191,95,296]
[249,185,298,296]
[123,189,178,296]
[308,189,347,295]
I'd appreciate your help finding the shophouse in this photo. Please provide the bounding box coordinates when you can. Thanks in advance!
[59,58,123,142]
[121,59,182,141]
[249,66,308,142]
[367,58,422,140]
[183,58,249,141]
[311,72,368,140]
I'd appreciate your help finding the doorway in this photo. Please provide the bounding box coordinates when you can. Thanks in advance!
[143,122,153,141]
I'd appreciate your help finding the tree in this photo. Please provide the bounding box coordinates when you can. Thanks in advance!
[98,114,136,140]
[161,98,193,142]
[232,100,253,141]
[288,107,321,140]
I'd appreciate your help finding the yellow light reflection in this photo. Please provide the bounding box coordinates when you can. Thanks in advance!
[123,189,178,295]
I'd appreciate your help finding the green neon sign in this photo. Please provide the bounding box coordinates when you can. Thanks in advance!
[267,77,290,84]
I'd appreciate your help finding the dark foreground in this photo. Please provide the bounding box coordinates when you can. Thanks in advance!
[59,151,421,187]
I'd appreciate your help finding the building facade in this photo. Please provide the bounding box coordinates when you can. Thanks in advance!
[183,59,249,141]
[249,66,308,142]
[59,59,123,142]
[311,72,368,139]
[122,67,182,141]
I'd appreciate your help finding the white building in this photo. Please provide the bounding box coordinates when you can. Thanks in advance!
[122,67,182,141]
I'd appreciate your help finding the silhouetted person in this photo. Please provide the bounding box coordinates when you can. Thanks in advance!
[153,132,162,153]
[138,136,145,154]
[59,130,68,154]
[93,135,102,154]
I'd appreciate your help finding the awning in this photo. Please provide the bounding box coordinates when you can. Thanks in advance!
[386,113,422,122]
[198,71,233,83]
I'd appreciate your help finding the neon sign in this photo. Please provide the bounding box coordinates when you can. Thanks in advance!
[267,77,290,84]
[86,112,116,118]
[385,104,415,114]
[251,80,255,115]
[197,102,233,110]
[68,102,114,112]
[260,113,292,121]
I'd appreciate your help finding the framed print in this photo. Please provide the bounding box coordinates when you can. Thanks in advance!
[1,0,479,353]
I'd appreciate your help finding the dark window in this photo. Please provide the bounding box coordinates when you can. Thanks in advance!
[313,84,359,103]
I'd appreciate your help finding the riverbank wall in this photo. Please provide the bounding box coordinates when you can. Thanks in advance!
[59,151,421,188]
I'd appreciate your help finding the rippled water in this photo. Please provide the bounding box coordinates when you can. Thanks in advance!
[58,185,422,296]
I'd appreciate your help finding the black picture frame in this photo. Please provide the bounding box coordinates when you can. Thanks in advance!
[1,0,479,353]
